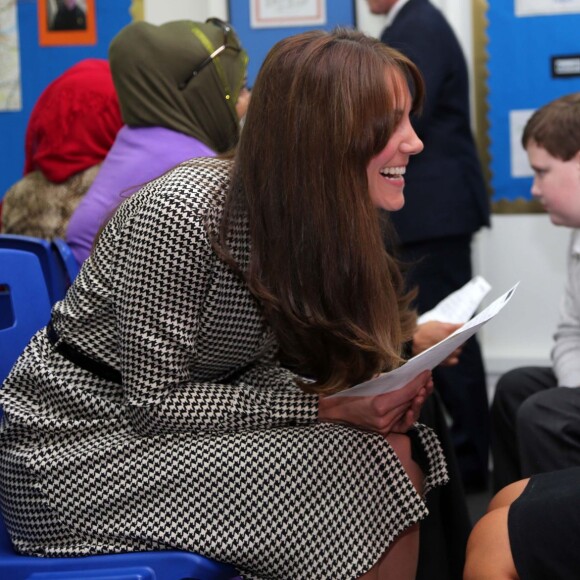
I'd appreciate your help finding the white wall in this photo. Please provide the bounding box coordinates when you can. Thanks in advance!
[477,217,568,393]
[144,0,226,24]
[143,0,568,388]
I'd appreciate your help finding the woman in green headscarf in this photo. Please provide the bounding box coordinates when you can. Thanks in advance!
[66,18,249,265]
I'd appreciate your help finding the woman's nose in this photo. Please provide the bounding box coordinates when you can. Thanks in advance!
[401,127,424,156]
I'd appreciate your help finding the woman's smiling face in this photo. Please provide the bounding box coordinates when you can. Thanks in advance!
[366,78,423,212]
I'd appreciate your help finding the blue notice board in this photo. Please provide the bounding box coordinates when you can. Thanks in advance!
[0,0,131,200]
[487,2,580,204]
[228,1,356,88]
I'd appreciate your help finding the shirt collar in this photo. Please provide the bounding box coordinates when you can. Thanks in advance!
[384,0,412,28]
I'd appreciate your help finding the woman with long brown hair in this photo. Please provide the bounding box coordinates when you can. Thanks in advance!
[0,27,447,579]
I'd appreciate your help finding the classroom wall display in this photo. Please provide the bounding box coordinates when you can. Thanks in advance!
[487,0,580,210]
[250,0,326,28]
[0,0,21,112]
[38,0,96,46]
[0,0,131,201]
[515,0,580,17]
[228,0,354,87]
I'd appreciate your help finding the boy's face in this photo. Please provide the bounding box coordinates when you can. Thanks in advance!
[527,140,580,227]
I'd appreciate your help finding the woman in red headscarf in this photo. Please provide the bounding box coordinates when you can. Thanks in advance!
[1,59,122,239]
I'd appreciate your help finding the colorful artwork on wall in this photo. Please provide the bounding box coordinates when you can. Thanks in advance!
[38,0,96,46]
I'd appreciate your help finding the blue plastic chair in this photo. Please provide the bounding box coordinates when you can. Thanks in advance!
[52,237,81,282]
[0,245,239,579]
[0,509,238,580]
[0,249,52,383]
[0,234,79,305]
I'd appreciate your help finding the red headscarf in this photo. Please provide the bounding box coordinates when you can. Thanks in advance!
[24,59,123,183]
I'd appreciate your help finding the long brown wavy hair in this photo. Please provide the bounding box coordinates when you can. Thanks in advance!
[218,28,424,395]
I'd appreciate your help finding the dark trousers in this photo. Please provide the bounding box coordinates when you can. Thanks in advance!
[491,366,580,492]
[399,234,490,488]
[416,391,471,580]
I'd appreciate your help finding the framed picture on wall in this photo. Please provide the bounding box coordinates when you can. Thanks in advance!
[38,0,96,46]
[228,0,355,86]
[249,0,326,28]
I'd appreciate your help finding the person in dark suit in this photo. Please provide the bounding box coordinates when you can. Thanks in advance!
[367,0,491,491]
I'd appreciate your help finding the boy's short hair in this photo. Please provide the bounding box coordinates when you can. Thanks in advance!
[522,92,580,161]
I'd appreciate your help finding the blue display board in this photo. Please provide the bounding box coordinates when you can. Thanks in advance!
[0,0,131,200]
[228,1,356,88]
[487,2,580,203]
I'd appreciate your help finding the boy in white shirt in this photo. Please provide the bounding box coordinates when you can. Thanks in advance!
[491,92,580,492]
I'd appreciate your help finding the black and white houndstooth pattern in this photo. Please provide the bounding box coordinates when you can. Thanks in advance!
[0,158,448,579]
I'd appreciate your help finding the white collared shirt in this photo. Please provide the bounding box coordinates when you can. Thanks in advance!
[552,228,580,387]
[384,0,413,28]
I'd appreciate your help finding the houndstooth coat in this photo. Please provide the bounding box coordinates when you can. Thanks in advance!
[0,158,448,580]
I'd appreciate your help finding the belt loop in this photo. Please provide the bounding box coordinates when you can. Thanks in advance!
[45,319,122,385]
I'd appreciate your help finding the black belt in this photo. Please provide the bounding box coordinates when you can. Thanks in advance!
[46,321,122,384]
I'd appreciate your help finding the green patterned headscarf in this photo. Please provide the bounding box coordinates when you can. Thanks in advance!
[109,19,248,153]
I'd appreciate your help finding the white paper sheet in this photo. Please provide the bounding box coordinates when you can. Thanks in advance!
[418,275,491,325]
[331,282,519,398]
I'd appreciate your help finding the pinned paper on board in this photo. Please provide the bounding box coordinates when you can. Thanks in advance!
[0,0,21,111]
[510,109,535,178]
[515,0,580,17]
[250,0,326,28]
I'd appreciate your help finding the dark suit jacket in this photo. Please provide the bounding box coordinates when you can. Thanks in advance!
[381,0,490,244]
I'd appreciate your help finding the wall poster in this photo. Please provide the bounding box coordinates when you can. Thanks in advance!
[250,0,326,28]
[486,1,580,210]
[515,0,580,17]
[0,0,21,111]
[38,0,96,46]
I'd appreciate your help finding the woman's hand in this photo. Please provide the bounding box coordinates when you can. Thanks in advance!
[318,370,433,436]
[413,321,463,366]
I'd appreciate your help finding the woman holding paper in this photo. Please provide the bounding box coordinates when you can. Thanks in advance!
[0,28,447,579]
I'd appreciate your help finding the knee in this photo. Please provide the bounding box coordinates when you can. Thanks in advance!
[386,432,412,466]
[517,392,551,440]
[488,479,530,511]
[465,508,517,580]
[492,369,527,413]
[385,433,423,494]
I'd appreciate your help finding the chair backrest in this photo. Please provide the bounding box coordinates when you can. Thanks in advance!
[52,237,80,282]
[0,235,78,305]
[0,249,51,383]
[0,507,13,555]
